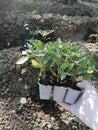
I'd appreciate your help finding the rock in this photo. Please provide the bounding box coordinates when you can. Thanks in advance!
[42,122,46,127]
[51,117,55,121]
[21,68,27,75]
[20,97,27,104]
[47,124,52,128]
[18,78,23,82]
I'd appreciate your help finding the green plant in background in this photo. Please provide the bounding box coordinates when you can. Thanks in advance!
[94,26,98,33]
[35,30,54,37]
[89,34,98,42]
[30,30,54,38]
[89,26,98,42]
[30,29,55,43]
[76,7,86,16]
[31,10,37,15]
[61,0,77,4]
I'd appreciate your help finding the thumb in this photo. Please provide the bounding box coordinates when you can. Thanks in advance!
[76,80,96,91]
[76,80,89,89]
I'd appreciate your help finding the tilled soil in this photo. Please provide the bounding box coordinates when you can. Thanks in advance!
[0,43,98,130]
[0,95,92,130]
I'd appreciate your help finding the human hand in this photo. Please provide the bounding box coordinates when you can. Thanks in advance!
[56,80,98,129]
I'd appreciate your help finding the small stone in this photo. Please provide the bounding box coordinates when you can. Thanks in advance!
[18,78,23,82]
[5,88,10,94]
[5,126,11,130]
[21,68,27,75]
[51,117,55,121]
[47,124,52,129]
[42,122,46,127]
[20,97,27,104]
[63,120,70,125]
[40,19,44,23]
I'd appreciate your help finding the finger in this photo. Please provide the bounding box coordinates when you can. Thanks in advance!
[77,80,90,89]
[76,80,96,91]
[76,80,87,89]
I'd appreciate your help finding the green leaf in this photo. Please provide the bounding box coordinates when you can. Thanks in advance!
[77,69,84,75]
[31,60,42,68]
[68,63,75,71]
[28,39,44,49]
[31,10,37,15]
[60,70,67,80]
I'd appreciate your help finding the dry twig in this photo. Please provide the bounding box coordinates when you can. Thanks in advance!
[10,110,31,130]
